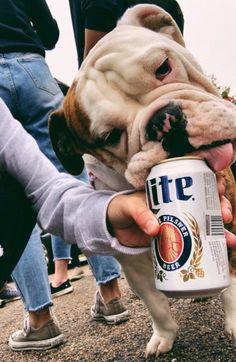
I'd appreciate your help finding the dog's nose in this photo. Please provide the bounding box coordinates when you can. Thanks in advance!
[145,102,194,156]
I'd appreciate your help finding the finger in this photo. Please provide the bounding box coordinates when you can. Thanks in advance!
[225,229,236,249]
[221,195,233,224]
[130,205,160,236]
[216,174,226,196]
[116,228,152,248]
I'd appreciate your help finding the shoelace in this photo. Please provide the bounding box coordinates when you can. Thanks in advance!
[12,314,31,338]
[16,308,60,338]
[22,314,31,336]
[49,307,60,329]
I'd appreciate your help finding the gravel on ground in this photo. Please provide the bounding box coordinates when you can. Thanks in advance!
[0,265,235,362]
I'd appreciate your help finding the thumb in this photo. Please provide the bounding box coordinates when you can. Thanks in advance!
[128,202,160,236]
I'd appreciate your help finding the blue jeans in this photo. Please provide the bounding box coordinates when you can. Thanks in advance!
[12,226,52,311]
[0,52,120,309]
[51,167,87,262]
[88,256,121,284]
[0,52,67,310]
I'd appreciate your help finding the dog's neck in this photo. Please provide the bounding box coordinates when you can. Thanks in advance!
[83,154,133,191]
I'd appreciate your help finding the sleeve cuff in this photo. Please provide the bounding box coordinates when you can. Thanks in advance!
[76,190,150,256]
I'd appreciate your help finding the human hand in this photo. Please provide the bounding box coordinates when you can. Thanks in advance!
[107,192,159,248]
[217,174,236,248]
[107,175,236,250]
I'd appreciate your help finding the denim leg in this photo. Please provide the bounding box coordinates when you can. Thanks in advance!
[16,57,66,172]
[87,256,121,284]
[14,53,88,260]
[51,235,71,261]
[51,168,89,260]
[78,173,119,284]
[0,53,89,263]
[12,225,52,311]
[0,53,73,259]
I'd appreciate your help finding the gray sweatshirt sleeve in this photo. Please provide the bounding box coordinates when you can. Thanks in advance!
[0,98,148,256]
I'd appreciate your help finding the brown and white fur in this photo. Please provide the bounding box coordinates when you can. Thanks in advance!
[49,5,236,356]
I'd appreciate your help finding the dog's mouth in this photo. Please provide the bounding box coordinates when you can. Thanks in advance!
[145,102,234,172]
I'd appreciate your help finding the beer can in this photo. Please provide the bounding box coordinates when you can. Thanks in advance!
[145,156,230,298]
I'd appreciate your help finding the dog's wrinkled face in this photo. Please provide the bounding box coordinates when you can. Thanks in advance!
[49,4,236,189]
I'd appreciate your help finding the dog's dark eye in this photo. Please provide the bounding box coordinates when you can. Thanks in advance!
[103,128,123,145]
[155,58,171,80]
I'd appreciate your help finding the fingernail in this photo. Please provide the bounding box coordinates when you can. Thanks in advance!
[145,219,158,233]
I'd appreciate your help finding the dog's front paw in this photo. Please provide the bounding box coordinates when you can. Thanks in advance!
[222,276,236,342]
[145,333,175,357]
[225,317,236,341]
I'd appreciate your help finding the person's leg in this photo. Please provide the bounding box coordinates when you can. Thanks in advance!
[0,54,65,349]
[0,53,90,294]
[50,167,88,288]
[10,225,64,350]
[12,225,52,314]
[50,235,73,297]
[68,168,88,281]
[2,53,73,291]
[17,54,89,292]
[88,255,129,324]
[0,170,63,350]
[50,169,88,291]
[69,244,85,282]
[88,255,121,302]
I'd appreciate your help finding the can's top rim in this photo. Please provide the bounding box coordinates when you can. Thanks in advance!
[157,156,204,165]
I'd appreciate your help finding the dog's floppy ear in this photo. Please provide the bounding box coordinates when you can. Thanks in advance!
[49,108,85,175]
[118,4,185,46]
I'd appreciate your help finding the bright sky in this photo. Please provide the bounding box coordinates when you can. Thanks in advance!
[46,0,236,95]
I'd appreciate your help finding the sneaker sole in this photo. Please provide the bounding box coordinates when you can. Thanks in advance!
[4,296,21,303]
[9,333,64,351]
[91,308,130,325]
[70,274,85,282]
[51,286,73,298]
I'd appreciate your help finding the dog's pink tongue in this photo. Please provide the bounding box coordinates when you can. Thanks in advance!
[192,143,233,171]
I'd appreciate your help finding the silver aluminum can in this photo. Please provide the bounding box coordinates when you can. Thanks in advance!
[145,156,230,298]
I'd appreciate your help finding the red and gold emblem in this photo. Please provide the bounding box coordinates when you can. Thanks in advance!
[158,224,183,263]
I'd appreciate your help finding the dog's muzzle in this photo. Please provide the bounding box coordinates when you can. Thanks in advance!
[145,102,194,157]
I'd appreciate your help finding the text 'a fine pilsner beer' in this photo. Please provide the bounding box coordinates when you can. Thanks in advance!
[145,157,230,298]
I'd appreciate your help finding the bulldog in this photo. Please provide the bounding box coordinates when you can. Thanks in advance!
[49,5,236,357]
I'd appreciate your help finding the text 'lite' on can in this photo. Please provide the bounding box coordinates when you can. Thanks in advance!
[145,156,230,299]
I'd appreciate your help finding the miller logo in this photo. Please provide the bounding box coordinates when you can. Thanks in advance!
[146,175,194,214]
[153,214,192,272]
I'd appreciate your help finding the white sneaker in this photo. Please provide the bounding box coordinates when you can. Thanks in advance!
[91,291,129,325]
[9,315,64,351]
